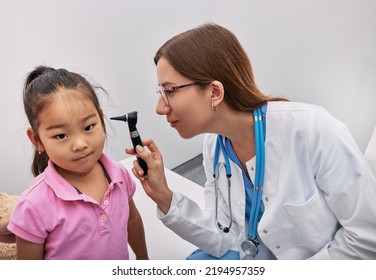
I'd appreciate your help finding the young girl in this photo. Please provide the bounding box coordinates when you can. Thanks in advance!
[8,66,148,260]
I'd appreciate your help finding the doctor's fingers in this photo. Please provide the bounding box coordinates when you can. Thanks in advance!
[124,138,160,155]
[136,141,164,164]
[131,153,169,200]
[140,138,163,155]
[125,147,136,156]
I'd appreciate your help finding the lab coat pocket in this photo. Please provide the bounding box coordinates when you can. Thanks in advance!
[283,187,338,248]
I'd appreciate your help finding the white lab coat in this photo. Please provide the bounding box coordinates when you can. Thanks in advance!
[158,101,376,259]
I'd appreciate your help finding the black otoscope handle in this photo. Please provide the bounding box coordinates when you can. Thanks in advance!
[110,111,148,176]
[130,131,148,176]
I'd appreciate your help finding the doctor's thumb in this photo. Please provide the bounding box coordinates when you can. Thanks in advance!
[135,145,151,163]
[136,145,145,155]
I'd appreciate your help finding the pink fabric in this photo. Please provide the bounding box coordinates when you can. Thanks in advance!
[8,154,136,260]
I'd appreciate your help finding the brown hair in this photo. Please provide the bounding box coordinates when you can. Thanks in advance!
[154,23,288,111]
[23,66,106,176]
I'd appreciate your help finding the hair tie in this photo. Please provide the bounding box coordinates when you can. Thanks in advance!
[41,69,54,76]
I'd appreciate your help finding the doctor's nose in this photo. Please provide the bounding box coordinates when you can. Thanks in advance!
[156,96,171,116]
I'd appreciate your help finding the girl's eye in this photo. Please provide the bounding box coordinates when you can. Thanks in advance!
[84,124,95,132]
[55,134,67,140]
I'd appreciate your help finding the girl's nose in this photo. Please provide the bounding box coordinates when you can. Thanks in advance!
[72,137,88,152]
[156,96,171,115]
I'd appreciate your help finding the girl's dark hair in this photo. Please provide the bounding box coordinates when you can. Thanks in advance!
[154,23,288,111]
[23,65,106,176]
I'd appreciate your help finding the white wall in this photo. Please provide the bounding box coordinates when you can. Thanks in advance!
[213,0,376,151]
[1,0,375,195]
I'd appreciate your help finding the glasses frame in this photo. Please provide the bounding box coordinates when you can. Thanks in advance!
[156,80,211,105]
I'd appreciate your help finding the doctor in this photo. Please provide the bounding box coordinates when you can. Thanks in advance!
[127,23,376,259]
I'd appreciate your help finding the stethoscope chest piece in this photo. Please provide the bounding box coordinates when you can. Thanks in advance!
[241,238,259,257]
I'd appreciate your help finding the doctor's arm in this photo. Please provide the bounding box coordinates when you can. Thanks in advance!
[309,109,376,259]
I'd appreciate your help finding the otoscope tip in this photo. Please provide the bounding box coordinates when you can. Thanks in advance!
[110,115,127,122]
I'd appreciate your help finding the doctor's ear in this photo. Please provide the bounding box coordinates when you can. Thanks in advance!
[209,81,225,109]
[26,128,44,154]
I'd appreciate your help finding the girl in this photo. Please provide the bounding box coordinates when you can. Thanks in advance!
[8,66,148,260]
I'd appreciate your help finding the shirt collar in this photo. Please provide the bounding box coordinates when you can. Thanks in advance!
[43,153,124,201]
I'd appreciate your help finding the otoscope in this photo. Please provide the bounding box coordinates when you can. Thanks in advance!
[110,111,148,176]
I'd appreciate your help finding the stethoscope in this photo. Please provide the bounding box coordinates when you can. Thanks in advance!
[213,107,265,257]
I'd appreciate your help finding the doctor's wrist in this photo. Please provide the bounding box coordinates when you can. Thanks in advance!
[155,189,173,215]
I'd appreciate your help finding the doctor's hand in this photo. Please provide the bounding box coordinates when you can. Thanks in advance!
[125,138,173,214]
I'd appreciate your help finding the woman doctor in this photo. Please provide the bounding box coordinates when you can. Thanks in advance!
[127,23,376,259]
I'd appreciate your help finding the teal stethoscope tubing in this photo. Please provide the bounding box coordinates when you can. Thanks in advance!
[250,108,265,240]
[213,107,265,242]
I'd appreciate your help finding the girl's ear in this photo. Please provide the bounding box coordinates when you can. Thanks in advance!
[26,128,44,153]
[209,81,225,109]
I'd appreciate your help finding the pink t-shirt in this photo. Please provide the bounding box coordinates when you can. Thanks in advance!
[8,153,136,260]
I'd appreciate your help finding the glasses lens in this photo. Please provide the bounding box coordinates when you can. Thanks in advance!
[156,86,169,105]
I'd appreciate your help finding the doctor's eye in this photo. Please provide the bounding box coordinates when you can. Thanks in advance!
[163,87,177,95]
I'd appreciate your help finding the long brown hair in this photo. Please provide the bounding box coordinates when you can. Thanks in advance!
[23,66,106,176]
[154,23,288,111]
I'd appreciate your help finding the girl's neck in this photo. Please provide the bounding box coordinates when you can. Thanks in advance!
[56,162,108,204]
[57,167,90,180]
[55,162,99,183]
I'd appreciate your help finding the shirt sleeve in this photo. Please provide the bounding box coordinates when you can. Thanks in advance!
[120,165,136,200]
[157,191,239,258]
[7,197,47,244]
[308,106,376,259]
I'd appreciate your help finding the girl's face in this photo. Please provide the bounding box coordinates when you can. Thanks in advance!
[31,89,105,177]
[155,57,215,139]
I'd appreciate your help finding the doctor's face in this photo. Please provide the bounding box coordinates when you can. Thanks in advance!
[155,57,214,139]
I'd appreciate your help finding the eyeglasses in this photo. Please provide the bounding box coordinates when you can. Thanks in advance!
[156,81,211,105]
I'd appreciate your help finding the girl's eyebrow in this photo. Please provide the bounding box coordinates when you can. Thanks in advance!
[46,113,97,131]
[46,123,66,131]
[82,113,97,122]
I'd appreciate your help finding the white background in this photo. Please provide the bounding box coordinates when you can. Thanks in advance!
[1,0,375,195]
